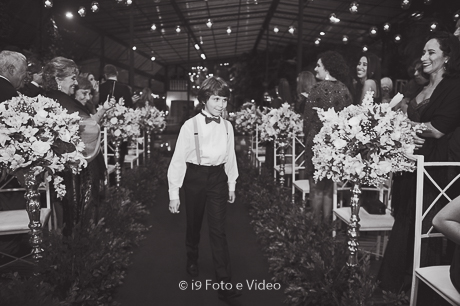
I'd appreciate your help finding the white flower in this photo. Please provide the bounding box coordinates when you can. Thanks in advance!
[31,141,51,155]
[388,92,405,109]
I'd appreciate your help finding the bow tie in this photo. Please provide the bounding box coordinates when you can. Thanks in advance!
[203,114,220,124]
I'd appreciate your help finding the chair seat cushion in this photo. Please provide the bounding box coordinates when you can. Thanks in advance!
[293,179,310,192]
[0,208,52,235]
[416,266,460,305]
[256,156,265,163]
[333,207,394,231]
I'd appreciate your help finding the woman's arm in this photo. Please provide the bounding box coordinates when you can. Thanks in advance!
[360,79,377,102]
[433,195,460,245]
[91,96,116,124]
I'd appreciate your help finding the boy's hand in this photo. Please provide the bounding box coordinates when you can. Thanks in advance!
[228,191,236,203]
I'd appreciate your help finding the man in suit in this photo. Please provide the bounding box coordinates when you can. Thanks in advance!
[0,50,27,101]
[19,57,43,97]
[0,50,29,264]
[98,64,133,108]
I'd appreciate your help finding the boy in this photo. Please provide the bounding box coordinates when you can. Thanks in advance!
[167,76,240,301]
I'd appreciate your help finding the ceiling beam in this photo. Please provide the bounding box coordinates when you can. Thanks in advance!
[252,0,280,52]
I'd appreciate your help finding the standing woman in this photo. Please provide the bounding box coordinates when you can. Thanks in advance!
[42,57,115,234]
[295,71,316,114]
[304,51,353,222]
[378,32,460,298]
[168,76,240,301]
[134,87,154,108]
[355,52,382,104]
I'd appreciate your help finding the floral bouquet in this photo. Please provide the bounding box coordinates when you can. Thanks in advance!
[258,103,303,142]
[0,95,87,198]
[312,91,420,187]
[137,105,166,134]
[228,105,265,135]
[101,102,140,141]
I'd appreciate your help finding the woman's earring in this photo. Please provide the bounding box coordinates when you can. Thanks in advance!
[57,83,62,91]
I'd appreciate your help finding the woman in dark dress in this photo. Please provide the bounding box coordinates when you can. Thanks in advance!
[378,32,460,298]
[42,57,115,234]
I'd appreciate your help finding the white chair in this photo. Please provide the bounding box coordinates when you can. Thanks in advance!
[410,155,460,306]
[0,175,52,268]
[125,134,145,168]
[274,135,295,186]
[254,126,266,172]
[101,129,116,185]
[291,133,309,204]
[332,178,393,258]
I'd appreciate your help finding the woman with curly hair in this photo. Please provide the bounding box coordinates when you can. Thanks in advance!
[303,51,353,222]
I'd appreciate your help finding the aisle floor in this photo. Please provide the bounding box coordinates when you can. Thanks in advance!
[114,177,286,306]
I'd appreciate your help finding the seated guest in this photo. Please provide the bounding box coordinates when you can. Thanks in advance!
[380,77,393,104]
[75,75,96,114]
[433,195,460,293]
[79,72,99,112]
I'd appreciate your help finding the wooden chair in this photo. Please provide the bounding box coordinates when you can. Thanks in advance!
[410,155,460,306]
[332,178,393,258]
[291,133,309,204]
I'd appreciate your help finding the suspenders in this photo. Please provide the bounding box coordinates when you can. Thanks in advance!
[192,116,228,165]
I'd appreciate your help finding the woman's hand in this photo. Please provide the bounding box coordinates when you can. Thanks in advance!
[103,96,116,110]
[228,191,236,203]
[169,199,180,214]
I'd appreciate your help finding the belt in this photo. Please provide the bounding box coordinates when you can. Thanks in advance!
[186,162,224,169]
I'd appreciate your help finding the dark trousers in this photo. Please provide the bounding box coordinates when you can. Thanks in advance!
[183,162,231,283]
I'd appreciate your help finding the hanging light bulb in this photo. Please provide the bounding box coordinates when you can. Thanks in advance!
[176,25,181,33]
[342,35,349,44]
[454,10,460,21]
[78,7,86,17]
[44,0,53,8]
[194,44,200,50]
[430,22,438,31]
[126,0,132,5]
[116,0,123,3]
[349,2,359,14]
[320,31,325,36]
[206,19,213,28]
[66,12,74,19]
[314,39,320,45]
[132,46,137,50]
[151,56,156,61]
[91,1,99,12]
[150,23,157,31]
[200,36,203,44]
[401,0,411,10]
[424,0,432,4]
[161,28,166,34]
[227,27,232,34]
[201,54,206,60]
[273,26,279,33]
[383,23,391,32]
[394,34,402,43]
[362,45,368,52]
[329,13,340,24]
[369,26,378,37]
[288,26,295,34]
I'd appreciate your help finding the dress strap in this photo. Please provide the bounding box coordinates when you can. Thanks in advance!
[193,116,201,165]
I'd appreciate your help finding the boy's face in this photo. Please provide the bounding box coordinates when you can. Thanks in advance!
[204,95,227,117]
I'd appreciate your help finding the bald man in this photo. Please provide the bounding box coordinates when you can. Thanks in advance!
[0,50,27,102]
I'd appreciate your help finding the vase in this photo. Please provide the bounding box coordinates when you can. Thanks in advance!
[145,128,151,160]
[277,137,289,186]
[24,171,44,263]
[347,183,361,267]
[114,139,122,187]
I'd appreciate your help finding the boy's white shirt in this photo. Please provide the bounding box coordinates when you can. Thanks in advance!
[167,110,238,200]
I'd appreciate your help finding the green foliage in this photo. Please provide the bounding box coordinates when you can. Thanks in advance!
[0,155,166,305]
[237,155,380,306]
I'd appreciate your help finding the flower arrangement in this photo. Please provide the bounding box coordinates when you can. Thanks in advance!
[137,105,166,134]
[257,103,303,142]
[0,95,87,198]
[228,105,265,135]
[312,91,419,187]
[101,102,140,141]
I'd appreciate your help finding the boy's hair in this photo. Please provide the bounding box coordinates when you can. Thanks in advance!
[197,76,230,104]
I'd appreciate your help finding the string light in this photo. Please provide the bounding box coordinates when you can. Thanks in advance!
[410,11,423,21]
[126,0,132,5]
[320,31,325,36]
[273,26,279,33]
[176,25,181,33]
[66,12,74,19]
[132,46,137,50]
[424,0,432,4]
[430,22,438,31]
[150,24,157,31]
[288,26,295,34]
[116,0,124,3]
[44,0,53,8]
[394,34,401,43]
[362,45,368,52]
[161,28,166,34]
[329,13,340,24]
[314,38,320,45]
[91,1,99,13]
[151,56,156,61]
[78,7,86,17]
[369,26,378,37]
[194,44,200,50]
[342,35,349,44]
[206,19,213,28]
[383,23,391,32]
[401,0,411,10]
[349,2,359,14]
[454,10,460,21]
[201,54,206,60]
[227,27,231,34]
